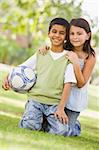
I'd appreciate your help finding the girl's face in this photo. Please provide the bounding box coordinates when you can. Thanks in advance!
[48,24,66,48]
[69,25,90,49]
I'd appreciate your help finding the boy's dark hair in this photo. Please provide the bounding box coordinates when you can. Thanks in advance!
[48,17,69,40]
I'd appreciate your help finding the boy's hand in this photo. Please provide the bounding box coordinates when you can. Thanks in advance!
[38,45,50,55]
[2,75,10,90]
[54,108,69,124]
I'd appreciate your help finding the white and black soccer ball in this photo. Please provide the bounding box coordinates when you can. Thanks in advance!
[8,66,36,93]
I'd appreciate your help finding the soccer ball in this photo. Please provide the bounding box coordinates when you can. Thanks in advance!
[8,65,36,93]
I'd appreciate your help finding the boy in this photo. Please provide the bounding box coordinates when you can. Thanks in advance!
[18,17,78,136]
[2,18,78,136]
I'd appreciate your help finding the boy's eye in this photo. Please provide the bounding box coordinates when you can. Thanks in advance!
[59,32,65,35]
[51,29,65,35]
[52,29,57,33]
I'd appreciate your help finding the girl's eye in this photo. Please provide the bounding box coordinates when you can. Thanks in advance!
[70,32,82,35]
[77,32,82,35]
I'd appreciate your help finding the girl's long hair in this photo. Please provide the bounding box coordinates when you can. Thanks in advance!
[64,18,95,56]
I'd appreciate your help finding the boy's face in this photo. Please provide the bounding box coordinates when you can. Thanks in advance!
[48,24,66,47]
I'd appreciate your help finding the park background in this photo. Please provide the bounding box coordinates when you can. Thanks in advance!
[0,0,99,150]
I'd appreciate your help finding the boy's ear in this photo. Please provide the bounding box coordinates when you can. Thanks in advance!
[48,32,50,38]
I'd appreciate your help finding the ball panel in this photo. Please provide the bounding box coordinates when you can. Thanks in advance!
[8,65,36,93]
[11,75,24,88]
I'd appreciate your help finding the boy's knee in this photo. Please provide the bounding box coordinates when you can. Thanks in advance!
[57,122,69,135]
[19,119,42,131]
[49,120,69,135]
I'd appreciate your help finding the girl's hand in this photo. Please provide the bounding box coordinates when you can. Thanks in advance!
[38,45,50,55]
[2,75,10,90]
[66,51,79,64]
[54,108,69,124]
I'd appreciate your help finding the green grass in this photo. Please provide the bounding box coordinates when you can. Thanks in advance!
[0,71,99,150]
[0,103,23,114]
[0,115,99,150]
[88,85,99,112]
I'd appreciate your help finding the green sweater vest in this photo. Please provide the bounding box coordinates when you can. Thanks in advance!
[28,51,68,104]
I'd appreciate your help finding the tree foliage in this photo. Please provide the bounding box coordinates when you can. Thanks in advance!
[0,0,98,65]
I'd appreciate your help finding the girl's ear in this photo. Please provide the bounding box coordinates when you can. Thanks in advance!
[86,32,91,40]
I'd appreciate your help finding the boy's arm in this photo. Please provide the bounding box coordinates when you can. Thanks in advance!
[54,63,77,124]
[2,53,37,90]
[2,74,10,90]
[54,83,71,124]
[19,53,37,69]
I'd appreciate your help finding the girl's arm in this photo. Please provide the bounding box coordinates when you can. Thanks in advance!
[81,55,96,86]
[66,51,96,88]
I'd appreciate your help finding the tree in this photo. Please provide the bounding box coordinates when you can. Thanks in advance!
[0,0,83,64]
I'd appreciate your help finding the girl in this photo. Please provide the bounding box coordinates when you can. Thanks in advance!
[39,18,96,135]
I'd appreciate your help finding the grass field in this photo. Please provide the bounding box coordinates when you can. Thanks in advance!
[0,71,99,150]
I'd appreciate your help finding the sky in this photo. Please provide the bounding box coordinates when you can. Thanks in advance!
[81,0,99,19]
[80,0,99,26]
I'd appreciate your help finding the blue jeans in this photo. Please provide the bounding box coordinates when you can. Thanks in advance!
[19,100,81,136]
